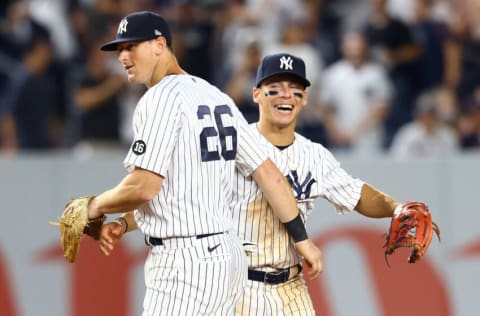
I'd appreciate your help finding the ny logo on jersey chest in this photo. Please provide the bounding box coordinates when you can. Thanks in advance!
[286,170,316,200]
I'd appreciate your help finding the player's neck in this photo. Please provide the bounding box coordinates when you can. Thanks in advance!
[148,55,186,88]
[257,121,295,147]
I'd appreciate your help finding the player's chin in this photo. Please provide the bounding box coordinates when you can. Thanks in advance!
[127,75,137,83]
[273,114,296,127]
[126,73,141,83]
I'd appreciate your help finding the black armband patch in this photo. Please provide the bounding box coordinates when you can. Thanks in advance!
[283,214,308,242]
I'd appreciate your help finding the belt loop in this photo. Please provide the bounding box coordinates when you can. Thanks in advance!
[296,263,303,275]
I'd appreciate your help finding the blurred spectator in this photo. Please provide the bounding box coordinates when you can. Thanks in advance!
[457,88,480,150]
[390,90,459,158]
[320,30,392,155]
[222,39,262,123]
[433,85,460,127]
[0,1,50,90]
[388,0,416,23]
[0,37,63,152]
[448,0,480,100]
[83,0,127,36]
[315,2,342,66]
[315,0,372,67]
[363,0,422,148]
[69,41,126,149]
[320,0,371,38]
[263,18,323,91]
[412,0,460,92]
[167,3,218,82]
[66,0,149,68]
[28,0,77,61]
[220,0,309,75]
[66,3,93,67]
[429,0,454,22]
[0,1,50,59]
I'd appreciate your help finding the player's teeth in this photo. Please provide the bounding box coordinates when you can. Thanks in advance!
[275,105,293,111]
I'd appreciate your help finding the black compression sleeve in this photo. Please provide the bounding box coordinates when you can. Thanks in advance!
[284,214,308,242]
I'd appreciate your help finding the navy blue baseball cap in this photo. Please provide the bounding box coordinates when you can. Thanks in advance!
[255,53,310,88]
[100,11,172,51]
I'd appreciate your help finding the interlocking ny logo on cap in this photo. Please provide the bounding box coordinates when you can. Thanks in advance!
[117,18,128,34]
[280,56,293,70]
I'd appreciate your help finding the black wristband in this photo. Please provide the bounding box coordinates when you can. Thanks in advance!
[283,214,308,242]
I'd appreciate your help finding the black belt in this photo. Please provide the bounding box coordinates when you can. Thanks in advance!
[248,264,303,285]
[146,232,224,246]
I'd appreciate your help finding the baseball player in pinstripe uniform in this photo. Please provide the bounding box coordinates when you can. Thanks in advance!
[232,53,403,316]
[85,12,322,316]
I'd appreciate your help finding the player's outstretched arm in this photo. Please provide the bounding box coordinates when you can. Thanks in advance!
[251,158,323,278]
[354,183,399,218]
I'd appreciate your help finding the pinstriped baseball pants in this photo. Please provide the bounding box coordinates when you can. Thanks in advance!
[142,233,247,316]
[235,276,315,316]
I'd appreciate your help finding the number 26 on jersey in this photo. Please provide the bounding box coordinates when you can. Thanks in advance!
[197,104,237,162]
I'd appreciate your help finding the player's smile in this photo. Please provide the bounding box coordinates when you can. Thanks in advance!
[270,102,298,124]
[274,104,294,112]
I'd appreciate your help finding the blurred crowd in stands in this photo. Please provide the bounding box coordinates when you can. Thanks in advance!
[1,0,480,158]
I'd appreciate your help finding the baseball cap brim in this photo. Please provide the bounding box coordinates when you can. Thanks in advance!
[100,36,156,51]
[257,72,311,88]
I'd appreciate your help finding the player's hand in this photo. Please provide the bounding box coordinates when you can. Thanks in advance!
[99,221,125,256]
[294,239,323,279]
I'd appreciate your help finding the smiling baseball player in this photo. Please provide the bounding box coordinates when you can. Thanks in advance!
[231,53,408,316]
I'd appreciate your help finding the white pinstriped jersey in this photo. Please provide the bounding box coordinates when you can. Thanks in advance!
[232,124,365,269]
[124,74,268,238]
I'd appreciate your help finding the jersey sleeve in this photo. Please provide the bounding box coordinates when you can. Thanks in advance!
[123,85,182,176]
[232,106,268,176]
[315,147,364,213]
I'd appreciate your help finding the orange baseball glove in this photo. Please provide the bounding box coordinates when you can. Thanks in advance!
[384,201,440,265]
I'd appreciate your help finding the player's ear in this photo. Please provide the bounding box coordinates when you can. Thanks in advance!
[252,87,262,104]
[302,90,308,106]
[153,36,168,55]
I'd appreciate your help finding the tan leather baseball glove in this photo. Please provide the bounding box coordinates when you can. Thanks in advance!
[49,196,106,263]
[384,201,440,266]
